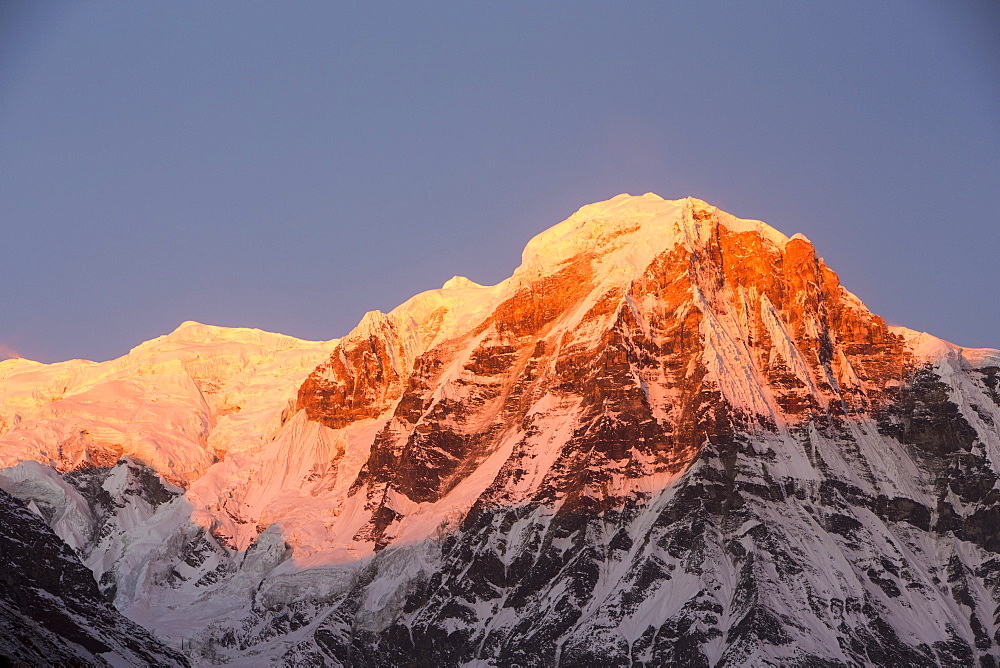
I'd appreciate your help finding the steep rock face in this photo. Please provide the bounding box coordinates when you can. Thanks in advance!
[298,312,414,430]
[0,194,997,666]
[296,197,999,666]
[0,487,188,666]
[298,198,912,558]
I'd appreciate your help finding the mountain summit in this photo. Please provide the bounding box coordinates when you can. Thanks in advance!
[2,195,998,666]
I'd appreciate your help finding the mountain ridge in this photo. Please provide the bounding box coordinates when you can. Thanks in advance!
[1,194,998,665]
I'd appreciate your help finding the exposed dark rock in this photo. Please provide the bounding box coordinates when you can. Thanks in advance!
[0,489,187,666]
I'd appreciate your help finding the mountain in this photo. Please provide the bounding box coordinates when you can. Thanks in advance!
[1,194,998,666]
[0,486,188,666]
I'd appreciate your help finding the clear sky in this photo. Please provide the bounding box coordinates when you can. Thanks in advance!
[2,1,998,363]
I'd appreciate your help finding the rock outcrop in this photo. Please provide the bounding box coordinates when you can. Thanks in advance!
[0,487,188,666]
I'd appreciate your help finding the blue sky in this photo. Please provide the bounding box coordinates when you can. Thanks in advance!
[2,1,998,362]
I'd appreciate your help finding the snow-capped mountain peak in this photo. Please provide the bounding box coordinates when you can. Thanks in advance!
[2,194,998,666]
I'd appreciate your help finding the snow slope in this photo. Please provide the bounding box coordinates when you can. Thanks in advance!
[0,321,338,485]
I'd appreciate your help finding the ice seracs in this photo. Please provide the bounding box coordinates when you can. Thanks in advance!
[0,320,339,483]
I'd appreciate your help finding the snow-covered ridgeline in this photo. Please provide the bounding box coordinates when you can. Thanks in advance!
[0,194,998,665]
[0,322,339,482]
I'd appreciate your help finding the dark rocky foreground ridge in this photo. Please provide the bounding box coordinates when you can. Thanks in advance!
[0,487,188,666]
[0,194,998,666]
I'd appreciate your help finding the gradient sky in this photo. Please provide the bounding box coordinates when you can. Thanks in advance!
[2,1,998,363]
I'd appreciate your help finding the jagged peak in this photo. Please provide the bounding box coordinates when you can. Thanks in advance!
[362,194,832,360]
[516,193,798,282]
[348,310,397,342]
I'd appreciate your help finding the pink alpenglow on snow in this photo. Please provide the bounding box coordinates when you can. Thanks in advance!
[1,195,998,666]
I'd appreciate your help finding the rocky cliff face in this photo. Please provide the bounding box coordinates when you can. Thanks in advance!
[0,487,188,666]
[1,194,998,666]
